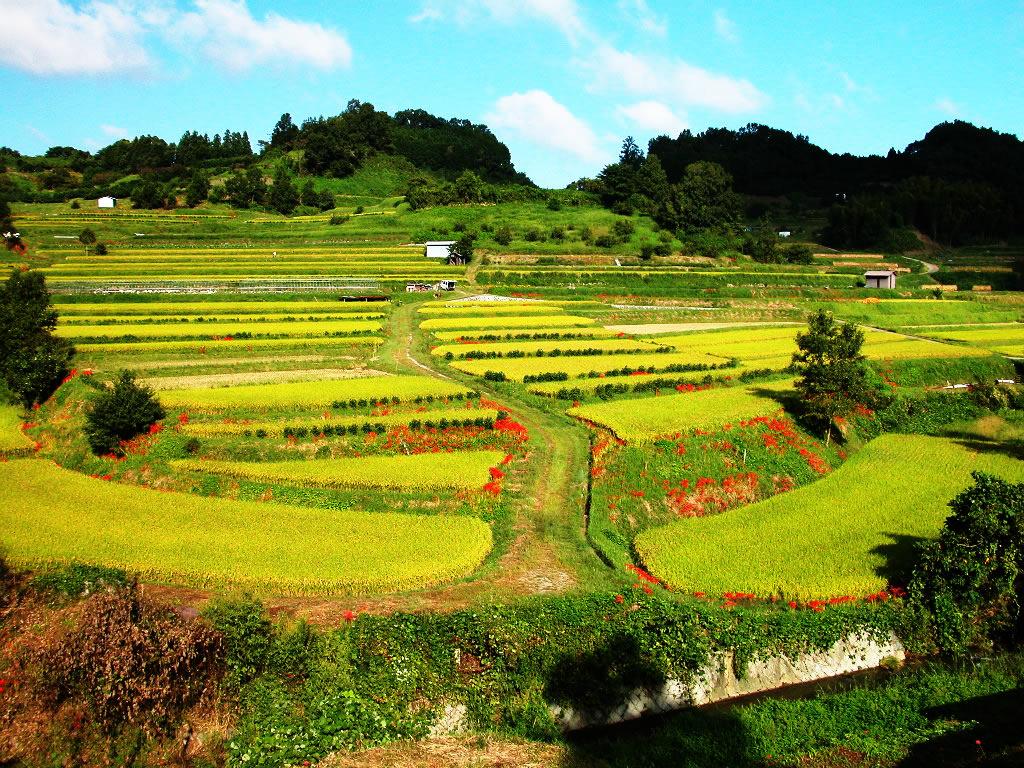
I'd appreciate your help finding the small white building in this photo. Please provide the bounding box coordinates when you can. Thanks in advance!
[777,230,792,238]
[864,270,897,289]
[424,240,456,259]
[97,196,117,208]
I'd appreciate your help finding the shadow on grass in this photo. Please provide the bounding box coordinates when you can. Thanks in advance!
[870,532,929,587]
[947,436,1024,462]
[896,687,1024,767]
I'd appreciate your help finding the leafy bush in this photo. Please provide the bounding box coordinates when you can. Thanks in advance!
[493,225,513,245]
[910,472,1024,654]
[31,563,129,598]
[84,371,165,455]
[203,596,274,684]
[328,214,349,225]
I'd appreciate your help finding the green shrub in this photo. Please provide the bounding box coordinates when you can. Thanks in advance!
[203,596,274,685]
[30,562,129,597]
[84,371,166,455]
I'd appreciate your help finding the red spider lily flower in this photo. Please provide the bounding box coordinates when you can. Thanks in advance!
[489,466,505,480]
[614,594,625,604]
[343,610,356,621]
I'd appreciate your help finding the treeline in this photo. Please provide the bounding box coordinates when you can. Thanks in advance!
[595,120,1024,248]
[0,99,531,214]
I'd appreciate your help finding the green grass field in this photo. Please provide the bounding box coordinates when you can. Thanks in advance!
[159,374,473,409]
[172,449,506,491]
[635,434,1024,598]
[568,380,794,440]
[0,458,492,594]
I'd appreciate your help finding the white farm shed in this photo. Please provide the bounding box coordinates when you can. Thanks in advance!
[425,240,455,259]
[97,196,117,208]
[864,270,897,289]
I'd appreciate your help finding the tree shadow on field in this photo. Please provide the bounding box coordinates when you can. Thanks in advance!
[870,532,928,586]
[947,436,1024,462]
[895,687,1024,767]
[747,385,803,413]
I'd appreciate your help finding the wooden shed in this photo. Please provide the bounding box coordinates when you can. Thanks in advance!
[424,241,455,259]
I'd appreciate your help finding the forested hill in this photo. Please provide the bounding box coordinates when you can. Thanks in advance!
[591,120,1024,247]
[0,100,531,207]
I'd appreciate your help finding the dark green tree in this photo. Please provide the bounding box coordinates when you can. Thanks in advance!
[618,136,643,168]
[300,178,320,208]
[449,232,475,264]
[0,271,74,407]
[910,473,1024,653]
[791,310,872,444]
[454,170,483,203]
[270,113,299,150]
[78,228,96,255]
[268,166,299,215]
[184,171,211,208]
[493,225,513,246]
[132,180,163,209]
[673,161,741,233]
[84,371,165,455]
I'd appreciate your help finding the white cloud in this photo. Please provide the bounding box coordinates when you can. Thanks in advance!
[619,0,667,36]
[713,9,738,44]
[584,45,766,113]
[170,0,352,72]
[0,0,151,75]
[25,124,50,143]
[409,0,588,44]
[485,90,605,163]
[934,97,962,117]
[616,100,687,136]
[100,124,128,138]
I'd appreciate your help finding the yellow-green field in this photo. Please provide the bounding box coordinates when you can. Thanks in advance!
[56,318,382,341]
[451,351,722,382]
[635,435,1024,598]
[0,459,492,595]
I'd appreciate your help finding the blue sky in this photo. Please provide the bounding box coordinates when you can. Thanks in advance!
[2,0,1022,187]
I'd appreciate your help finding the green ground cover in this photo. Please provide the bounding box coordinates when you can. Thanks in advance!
[159,374,473,409]
[172,449,506,491]
[635,434,1024,598]
[0,458,492,594]
[569,380,794,440]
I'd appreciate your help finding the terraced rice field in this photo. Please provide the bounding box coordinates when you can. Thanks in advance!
[0,405,30,452]
[53,300,390,316]
[73,336,384,354]
[418,304,568,316]
[172,449,506,491]
[141,367,382,390]
[451,351,722,382]
[180,407,501,437]
[0,459,492,595]
[431,326,615,341]
[569,380,794,440]
[420,315,598,331]
[159,375,473,409]
[431,338,665,359]
[56,318,382,341]
[918,325,1024,356]
[634,435,1024,598]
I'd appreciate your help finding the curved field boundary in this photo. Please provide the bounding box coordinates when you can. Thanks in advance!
[0,405,32,453]
[172,449,506,491]
[568,380,794,441]
[0,459,492,595]
[635,434,1024,598]
[159,374,473,409]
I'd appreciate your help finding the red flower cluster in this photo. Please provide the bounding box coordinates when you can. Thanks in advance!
[493,417,528,439]
[626,564,659,584]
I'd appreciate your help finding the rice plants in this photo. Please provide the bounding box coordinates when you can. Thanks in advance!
[56,319,383,341]
[0,405,30,452]
[634,434,1024,598]
[451,351,722,382]
[431,338,664,359]
[419,315,597,331]
[159,375,472,409]
[53,301,390,316]
[0,459,492,595]
[431,326,615,341]
[172,449,506,491]
[568,380,794,440]
[74,337,384,354]
[180,407,501,437]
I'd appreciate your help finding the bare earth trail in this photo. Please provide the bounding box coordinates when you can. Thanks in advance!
[260,299,601,623]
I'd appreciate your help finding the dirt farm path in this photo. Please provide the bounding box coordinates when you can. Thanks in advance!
[255,300,599,623]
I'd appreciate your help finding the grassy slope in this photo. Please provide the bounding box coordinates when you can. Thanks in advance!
[0,458,492,594]
[0,404,29,452]
[635,434,1024,598]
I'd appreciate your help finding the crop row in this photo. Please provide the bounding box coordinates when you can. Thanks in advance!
[56,319,383,342]
[419,315,597,331]
[431,327,615,342]
[451,351,722,382]
[0,458,492,595]
[74,336,384,355]
[433,338,664,360]
[159,374,473,409]
[172,449,506,491]
[417,305,568,317]
[52,300,390,316]
[569,379,794,441]
[58,312,386,326]
[181,408,499,437]
[634,434,1024,598]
